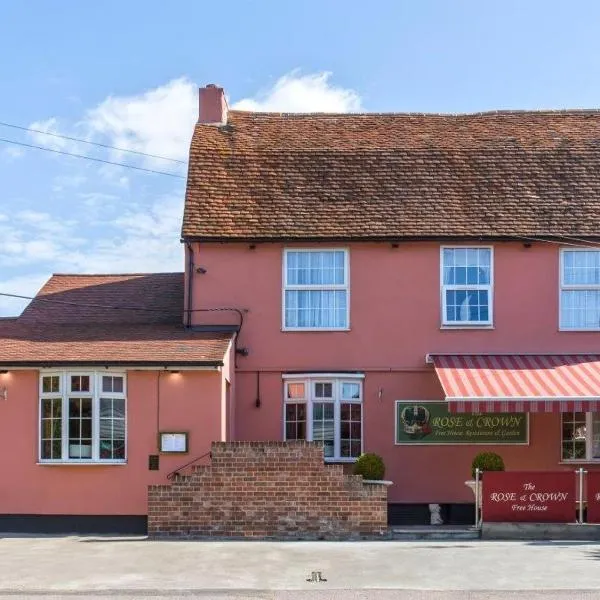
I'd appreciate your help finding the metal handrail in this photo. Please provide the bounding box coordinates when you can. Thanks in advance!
[166,450,212,480]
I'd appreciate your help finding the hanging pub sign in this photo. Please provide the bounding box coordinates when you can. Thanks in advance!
[585,471,600,523]
[482,471,576,523]
[395,402,528,445]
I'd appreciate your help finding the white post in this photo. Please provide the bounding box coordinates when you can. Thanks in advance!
[578,468,585,524]
[475,467,481,528]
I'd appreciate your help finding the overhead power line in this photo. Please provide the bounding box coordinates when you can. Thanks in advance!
[0,138,186,179]
[0,120,186,164]
[0,291,243,315]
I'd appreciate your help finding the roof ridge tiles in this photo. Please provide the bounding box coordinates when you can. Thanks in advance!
[226,108,600,118]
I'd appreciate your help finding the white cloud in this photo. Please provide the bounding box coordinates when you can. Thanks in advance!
[83,77,196,168]
[2,146,24,160]
[52,173,87,192]
[28,117,73,151]
[68,192,184,274]
[232,71,362,113]
[0,71,362,317]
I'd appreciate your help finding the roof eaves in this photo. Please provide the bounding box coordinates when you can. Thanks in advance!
[0,360,224,368]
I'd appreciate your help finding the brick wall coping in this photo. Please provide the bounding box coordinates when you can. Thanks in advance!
[363,480,394,486]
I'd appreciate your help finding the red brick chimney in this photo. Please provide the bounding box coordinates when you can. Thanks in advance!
[199,84,228,125]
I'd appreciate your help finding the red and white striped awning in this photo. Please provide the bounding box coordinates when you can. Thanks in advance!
[429,354,600,413]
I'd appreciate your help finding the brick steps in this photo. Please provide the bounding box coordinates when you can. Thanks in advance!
[148,441,389,540]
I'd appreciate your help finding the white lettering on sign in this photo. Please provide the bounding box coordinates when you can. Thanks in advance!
[528,492,568,502]
[490,492,517,502]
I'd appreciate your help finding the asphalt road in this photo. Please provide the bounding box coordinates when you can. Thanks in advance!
[1,537,600,597]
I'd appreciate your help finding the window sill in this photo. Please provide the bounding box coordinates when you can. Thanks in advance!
[559,461,600,465]
[440,325,495,330]
[324,458,358,464]
[282,328,351,332]
[559,328,600,332]
[37,461,127,466]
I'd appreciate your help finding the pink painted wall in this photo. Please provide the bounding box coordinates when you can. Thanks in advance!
[189,241,600,502]
[0,369,223,515]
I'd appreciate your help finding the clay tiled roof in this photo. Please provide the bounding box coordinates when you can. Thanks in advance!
[0,321,230,366]
[19,273,183,325]
[183,110,600,241]
[1,273,232,366]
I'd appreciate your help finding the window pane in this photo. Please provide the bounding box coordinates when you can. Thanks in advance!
[40,398,62,460]
[445,289,489,323]
[561,412,588,460]
[71,375,90,393]
[99,398,126,460]
[286,250,345,286]
[340,402,362,458]
[69,398,93,459]
[284,402,306,441]
[561,290,600,329]
[285,290,348,329]
[102,375,124,394]
[563,251,600,285]
[342,382,360,399]
[592,414,600,459]
[315,383,333,398]
[42,376,60,394]
[312,402,335,450]
[287,383,305,399]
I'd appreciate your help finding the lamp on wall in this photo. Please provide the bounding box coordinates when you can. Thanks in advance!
[0,370,8,401]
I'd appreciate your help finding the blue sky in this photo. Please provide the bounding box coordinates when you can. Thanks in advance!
[1,0,600,315]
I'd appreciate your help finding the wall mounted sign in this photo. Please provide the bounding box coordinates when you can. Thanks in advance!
[395,402,528,445]
[482,471,576,523]
[159,432,189,453]
[585,471,600,523]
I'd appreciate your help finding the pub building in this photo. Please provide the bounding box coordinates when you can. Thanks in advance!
[1,89,600,533]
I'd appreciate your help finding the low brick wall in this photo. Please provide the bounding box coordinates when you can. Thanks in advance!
[148,441,388,539]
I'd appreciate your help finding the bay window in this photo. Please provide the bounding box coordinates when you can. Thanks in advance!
[39,371,126,463]
[560,249,600,330]
[283,375,363,461]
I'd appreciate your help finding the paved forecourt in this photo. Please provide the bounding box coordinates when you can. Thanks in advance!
[0,537,599,593]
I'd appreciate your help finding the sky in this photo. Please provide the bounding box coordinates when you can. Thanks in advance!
[1,0,600,315]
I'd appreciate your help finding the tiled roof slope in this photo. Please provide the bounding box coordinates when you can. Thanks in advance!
[183,110,600,240]
[0,321,230,365]
[19,273,184,324]
[1,273,232,365]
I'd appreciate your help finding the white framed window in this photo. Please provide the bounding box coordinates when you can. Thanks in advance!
[561,412,600,461]
[39,371,126,463]
[283,374,363,461]
[283,249,349,330]
[441,246,493,326]
[560,249,600,330]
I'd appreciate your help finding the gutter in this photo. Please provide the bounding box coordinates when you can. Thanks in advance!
[181,234,600,244]
[185,241,194,328]
[0,360,224,369]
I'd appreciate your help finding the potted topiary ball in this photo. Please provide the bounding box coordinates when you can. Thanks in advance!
[465,451,505,504]
[353,452,385,481]
[471,451,505,479]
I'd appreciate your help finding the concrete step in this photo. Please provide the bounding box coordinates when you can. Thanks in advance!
[390,526,481,540]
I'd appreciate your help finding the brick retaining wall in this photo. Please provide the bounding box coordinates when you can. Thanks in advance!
[148,441,388,539]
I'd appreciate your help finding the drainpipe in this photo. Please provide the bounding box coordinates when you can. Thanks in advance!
[185,241,194,328]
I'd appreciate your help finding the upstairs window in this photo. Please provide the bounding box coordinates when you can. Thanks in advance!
[39,372,126,464]
[560,249,600,330]
[283,249,349,330]
[441,247,493,326]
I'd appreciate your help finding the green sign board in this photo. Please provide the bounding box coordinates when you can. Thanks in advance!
[395,402,528,445]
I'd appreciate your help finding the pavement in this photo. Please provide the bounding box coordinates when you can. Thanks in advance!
[1,536,600,598]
